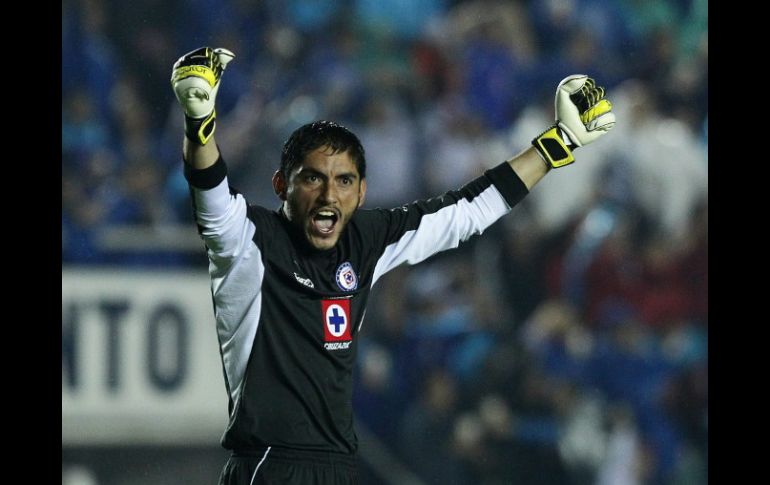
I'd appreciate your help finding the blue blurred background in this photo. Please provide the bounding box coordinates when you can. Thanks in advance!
[62,0,707,483]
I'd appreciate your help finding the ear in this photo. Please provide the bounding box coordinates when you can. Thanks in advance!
[357,178,367,208]
[272,170,287,201]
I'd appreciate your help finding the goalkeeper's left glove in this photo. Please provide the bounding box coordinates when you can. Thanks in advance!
[170,46,235,145]
[532,75,616,169]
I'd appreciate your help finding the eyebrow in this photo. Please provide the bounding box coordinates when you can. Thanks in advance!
[297,168,359,180]
[335,172,359,180]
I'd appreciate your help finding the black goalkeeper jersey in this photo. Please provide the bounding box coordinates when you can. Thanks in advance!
[185,156,528,455]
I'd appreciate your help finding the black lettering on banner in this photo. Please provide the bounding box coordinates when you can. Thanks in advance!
[61,302,79,389]
[147,303,188,392]
[99,300,130,392]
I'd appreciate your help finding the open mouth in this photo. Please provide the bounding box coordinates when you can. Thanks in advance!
[310,209,339,236]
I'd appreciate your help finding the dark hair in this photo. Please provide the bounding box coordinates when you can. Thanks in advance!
[280,120,366,179]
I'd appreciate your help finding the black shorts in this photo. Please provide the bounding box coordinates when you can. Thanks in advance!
[218,446,358,485]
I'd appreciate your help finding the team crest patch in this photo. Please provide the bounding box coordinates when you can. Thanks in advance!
[335,262,358,291]
[322,299,352,350]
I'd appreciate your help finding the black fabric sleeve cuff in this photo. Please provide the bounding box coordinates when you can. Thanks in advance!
[183,155,228,190]
[484,162,529,208]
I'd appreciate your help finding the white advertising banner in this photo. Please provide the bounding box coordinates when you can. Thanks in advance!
[62,268,229,445]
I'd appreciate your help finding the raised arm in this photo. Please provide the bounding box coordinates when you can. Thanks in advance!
[170,47,254,261]
[170,46,235,169]
[369,75,616,285]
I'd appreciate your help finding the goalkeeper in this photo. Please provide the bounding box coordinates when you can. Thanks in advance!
[171,46,615,485]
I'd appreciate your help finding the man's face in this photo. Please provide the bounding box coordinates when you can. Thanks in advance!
[275,146,367,251]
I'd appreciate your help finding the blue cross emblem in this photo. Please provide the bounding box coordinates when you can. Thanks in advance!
[326,304,347,336]
[328,307,346,333]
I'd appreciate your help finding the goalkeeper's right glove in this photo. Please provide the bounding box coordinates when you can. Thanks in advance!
[532,75,615,169]
[171,47,235,145]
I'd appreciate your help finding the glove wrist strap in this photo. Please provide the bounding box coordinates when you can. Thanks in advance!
[532,124,575,169]
[184,111,216,146]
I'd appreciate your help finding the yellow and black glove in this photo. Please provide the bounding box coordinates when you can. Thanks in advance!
[533,75,615,169]
[171,47,235,145]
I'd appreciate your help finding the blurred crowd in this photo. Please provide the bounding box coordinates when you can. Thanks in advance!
[62,0,707,483]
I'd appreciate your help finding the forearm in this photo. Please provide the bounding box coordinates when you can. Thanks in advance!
[507,146,549,191]
[183,135,220,169]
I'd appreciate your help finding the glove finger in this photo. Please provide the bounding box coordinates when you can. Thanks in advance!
[189,47,214,62]
[572,81,609,118]
[586,111,616,132]
[569,77,598,113]
[558,74,589,93]
[171,46,232,87]
[213,48,236,69]
[570,89,590,113]
[171,63,218,87]
[174,47,213,69]
[588,86,605,107]
[580,98,613,125]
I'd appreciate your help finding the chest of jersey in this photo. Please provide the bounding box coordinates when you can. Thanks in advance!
[257,224,375,357]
